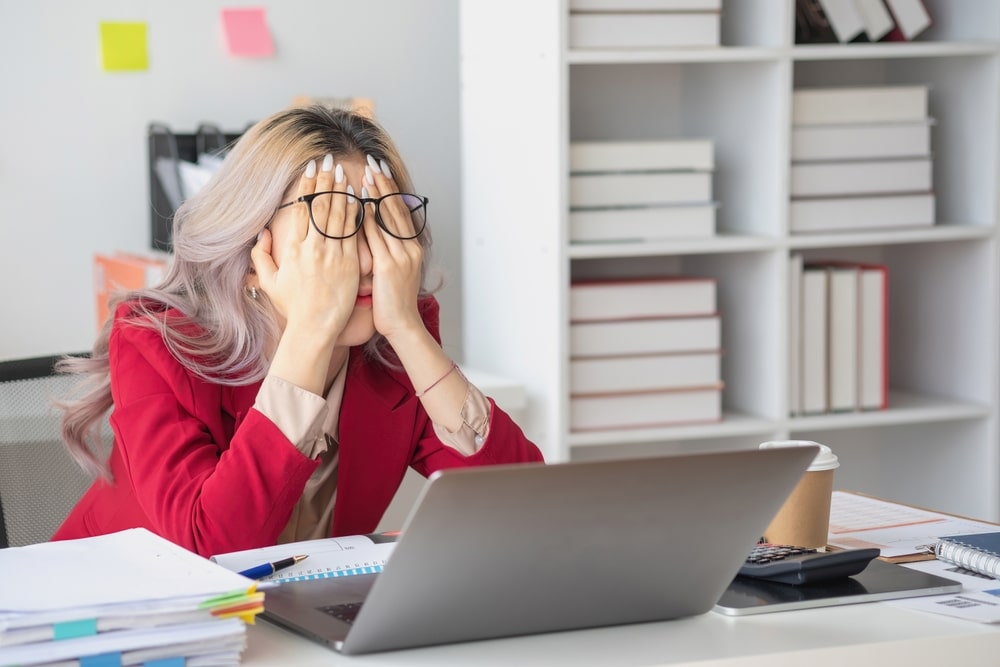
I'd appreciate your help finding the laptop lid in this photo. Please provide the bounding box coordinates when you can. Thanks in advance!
[262,446,816,654]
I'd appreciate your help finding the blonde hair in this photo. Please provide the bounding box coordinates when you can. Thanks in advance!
[58,105,436,477]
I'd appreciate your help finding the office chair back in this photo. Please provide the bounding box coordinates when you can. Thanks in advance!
[0,355,102,547]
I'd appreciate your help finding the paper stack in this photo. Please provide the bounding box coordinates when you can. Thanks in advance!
[0,528,263,667]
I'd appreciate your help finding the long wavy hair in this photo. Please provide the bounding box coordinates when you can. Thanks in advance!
[57,105,436,477]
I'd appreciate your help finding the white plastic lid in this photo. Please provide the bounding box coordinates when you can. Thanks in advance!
[758,440,839,471]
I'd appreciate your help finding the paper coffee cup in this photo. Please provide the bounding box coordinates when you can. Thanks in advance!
[759,441,839,549]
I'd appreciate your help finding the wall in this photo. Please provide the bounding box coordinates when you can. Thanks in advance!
[0,0,463,361]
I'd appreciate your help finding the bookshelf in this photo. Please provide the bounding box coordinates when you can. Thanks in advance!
[458,0,1000,521]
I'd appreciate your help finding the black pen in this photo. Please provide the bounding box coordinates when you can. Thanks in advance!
[238,554,309,579]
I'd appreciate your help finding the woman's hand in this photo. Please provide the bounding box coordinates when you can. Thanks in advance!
[361,154,425,343]
[251,155,361,345]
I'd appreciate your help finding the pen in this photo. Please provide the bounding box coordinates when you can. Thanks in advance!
[238,554,309,580]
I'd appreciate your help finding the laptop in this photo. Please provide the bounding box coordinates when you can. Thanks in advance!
[261,446,817,654]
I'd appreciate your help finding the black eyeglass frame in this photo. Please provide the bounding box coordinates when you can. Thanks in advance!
[275,191,429,240]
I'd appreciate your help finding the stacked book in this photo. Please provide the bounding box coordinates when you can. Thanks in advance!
[796,0,933,44]
[568,0,721,49]
[569,276,723,431]
[569,139,716,243]
[0,528,263,667]
[789,84,935,234]
[789,255,888,416]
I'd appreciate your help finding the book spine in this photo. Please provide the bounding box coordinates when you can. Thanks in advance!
[935,541,1000,579]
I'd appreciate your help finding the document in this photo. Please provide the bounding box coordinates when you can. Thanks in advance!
[891,558,1000,624]
[827,491,999,560]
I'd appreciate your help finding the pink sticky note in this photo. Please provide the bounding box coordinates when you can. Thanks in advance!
[221,8,274,57]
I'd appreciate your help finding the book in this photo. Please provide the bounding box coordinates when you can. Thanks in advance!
[857,263,888,410]
[882,0,932,41]
[569,277,717,322]
[853,0,896,41]
[788,253,804,416]
[94,252,169,329]
[790,157,932,197]
[211,533,398,585]
[789,192,935,233]
[800,268,828,414]
[569,385,722,431]
[817,0,866,42]
[570,352,720,395]
[569,171,712,208]
[824,264,860,412]
[568,12,721,49]
[934,532,1000,579]
[795,0,839,44]
[791,85,928,125]
[570,315,721,357]
[569,0,722,9]
[569,203,717,242]
[570,139,714,173]
[791,121,932,162]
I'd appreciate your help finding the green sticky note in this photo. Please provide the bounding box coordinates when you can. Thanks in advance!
[100,22,148,71]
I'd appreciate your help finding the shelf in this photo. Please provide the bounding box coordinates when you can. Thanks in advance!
[789,391,991,432]
[792,41,998,61]
[567,46,780,65]
[786,225,994,249]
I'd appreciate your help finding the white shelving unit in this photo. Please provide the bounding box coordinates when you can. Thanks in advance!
[459,0,1000,521]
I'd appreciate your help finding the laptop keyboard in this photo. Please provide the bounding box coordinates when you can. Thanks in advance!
[318,602,363,625]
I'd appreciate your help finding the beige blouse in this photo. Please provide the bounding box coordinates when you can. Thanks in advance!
[253,366,490,543]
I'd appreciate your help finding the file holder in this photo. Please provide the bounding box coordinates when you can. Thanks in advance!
[147,122,244,251]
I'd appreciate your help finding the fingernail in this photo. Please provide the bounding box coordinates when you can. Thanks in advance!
[256,230,263,242]
[364,166,374,185]
[361,186,369,199]
[346,184,355,196]
[305,160,317,178]
[379,159,392,180]
[321,154,334,172]
[366,154,381,174]
[335,163,344,183]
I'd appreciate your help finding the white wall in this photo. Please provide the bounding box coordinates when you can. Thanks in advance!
[0,0,464,361]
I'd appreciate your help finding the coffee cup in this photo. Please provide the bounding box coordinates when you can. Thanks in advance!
[758,440,839,549]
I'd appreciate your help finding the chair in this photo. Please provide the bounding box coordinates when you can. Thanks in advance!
[0,354,100,547]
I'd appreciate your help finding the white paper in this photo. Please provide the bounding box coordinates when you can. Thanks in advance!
[891,559,1000,623]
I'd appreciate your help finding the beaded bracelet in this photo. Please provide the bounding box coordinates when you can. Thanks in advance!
[415,361,459,398]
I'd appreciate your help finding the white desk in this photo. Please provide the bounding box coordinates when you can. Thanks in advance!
[244,601,1000,666]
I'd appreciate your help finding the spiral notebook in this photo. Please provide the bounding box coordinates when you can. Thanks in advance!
[934,532,1000,579]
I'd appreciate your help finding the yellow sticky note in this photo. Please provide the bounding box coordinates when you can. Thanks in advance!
[221,8,274,57]
[100,22,148,71]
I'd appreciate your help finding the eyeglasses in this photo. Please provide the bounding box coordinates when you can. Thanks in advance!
[275,191,429,240]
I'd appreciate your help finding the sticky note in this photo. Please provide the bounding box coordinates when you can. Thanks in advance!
[99,22,148,71]
[221,8,274,57]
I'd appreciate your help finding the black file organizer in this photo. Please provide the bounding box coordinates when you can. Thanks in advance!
[147,123,245,251]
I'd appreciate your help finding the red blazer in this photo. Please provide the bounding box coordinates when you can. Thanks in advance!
[53,299,543,556]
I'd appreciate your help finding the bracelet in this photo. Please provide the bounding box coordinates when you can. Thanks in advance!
[415,361,459,398]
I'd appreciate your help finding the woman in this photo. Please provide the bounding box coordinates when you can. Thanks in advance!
[53,105,543,557]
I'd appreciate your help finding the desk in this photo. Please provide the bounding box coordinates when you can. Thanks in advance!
[244,601,1000,666]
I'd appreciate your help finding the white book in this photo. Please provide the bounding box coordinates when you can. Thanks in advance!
[791,121,932,162]
[789,158,932,197]
[788,253,804,417]
[569,171,712,207]
[818,0,866,42]
[569,386,722,431]
[824,265,860,412]
[570,352,720,395]
[571,315,721,357]
[789,193,935,233]
[568,13,720,49]
[854,0,895,41]
[800,268,828,414]
[883,0,932,40]
[570,277,717,322]
[792,86,928,125]
[857,264,888,410]
[569,203,716,242]
[569,0,722,10]
[570,139,714,173]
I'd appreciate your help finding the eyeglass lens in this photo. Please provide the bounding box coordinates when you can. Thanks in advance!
[307,192,426,240]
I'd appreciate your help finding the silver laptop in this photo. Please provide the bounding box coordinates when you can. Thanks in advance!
[261,446,816,654]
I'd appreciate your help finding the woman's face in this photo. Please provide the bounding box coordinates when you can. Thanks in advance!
[267,153,376,347]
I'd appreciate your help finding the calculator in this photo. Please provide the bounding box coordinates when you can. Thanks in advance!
[738,544,881,585]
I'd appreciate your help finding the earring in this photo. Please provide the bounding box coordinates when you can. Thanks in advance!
[246,286,259,300]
